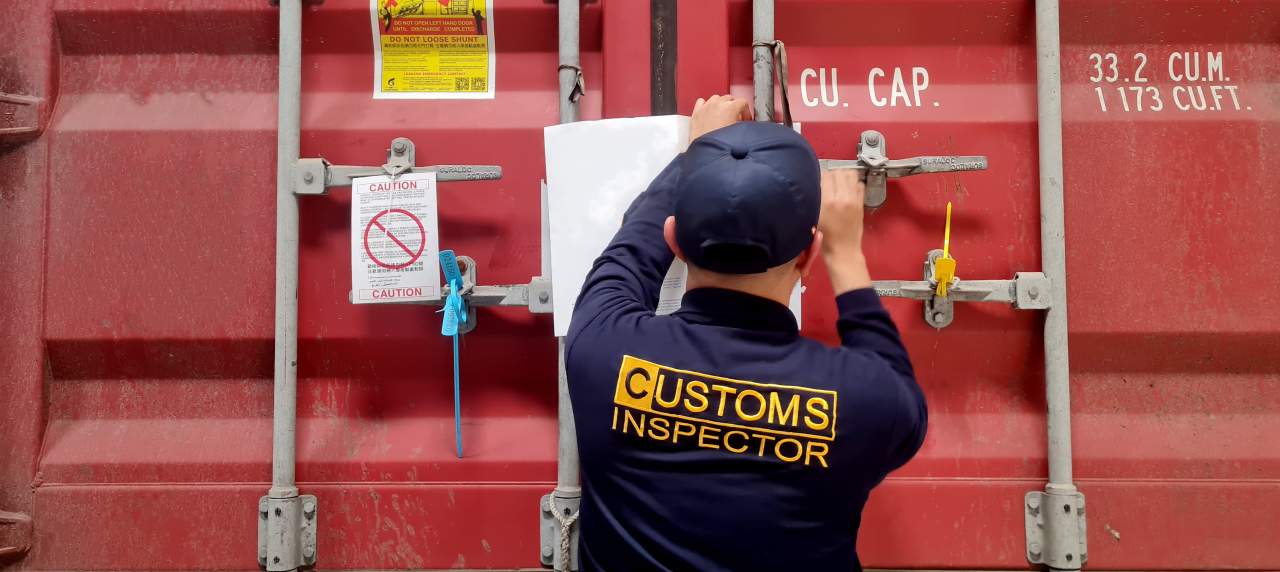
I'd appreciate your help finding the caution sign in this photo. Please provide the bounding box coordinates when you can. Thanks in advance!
[351,173,440,303]
[370,0,495,99]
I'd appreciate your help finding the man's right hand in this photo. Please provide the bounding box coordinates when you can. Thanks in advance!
[689,95,753,144]
[817,169,873,293]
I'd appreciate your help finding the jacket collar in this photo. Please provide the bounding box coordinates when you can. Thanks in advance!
[673,287,798,334]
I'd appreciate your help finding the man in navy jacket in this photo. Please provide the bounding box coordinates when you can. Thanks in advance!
[565,95,927,572]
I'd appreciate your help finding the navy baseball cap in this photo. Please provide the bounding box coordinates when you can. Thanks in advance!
[674,121,821,274]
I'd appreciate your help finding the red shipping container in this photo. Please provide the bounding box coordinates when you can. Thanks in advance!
[0,0,1276,569]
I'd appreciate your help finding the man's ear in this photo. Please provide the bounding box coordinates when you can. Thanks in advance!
[796,231,823,278]
[664,216,687,261]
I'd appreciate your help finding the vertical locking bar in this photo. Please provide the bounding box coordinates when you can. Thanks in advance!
[751,0,775,122]
[558,0,581,124]
[1029,0,1087,569]
[542,1,583,570]
[264,0,311,569]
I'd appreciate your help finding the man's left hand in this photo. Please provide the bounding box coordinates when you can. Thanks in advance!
[689,95,753,143]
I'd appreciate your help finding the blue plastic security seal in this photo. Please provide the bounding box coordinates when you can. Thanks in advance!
[439,250,466,458]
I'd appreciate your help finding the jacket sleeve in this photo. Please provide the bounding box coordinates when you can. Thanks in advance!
[836,288,928,472]
[565,155,682,343]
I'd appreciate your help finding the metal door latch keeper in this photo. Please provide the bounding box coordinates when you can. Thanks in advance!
[874,249,1051,329]
[820,130,988,208]
[292,137,501,195]
[258,495,317,570]
[1025,489,1088,569]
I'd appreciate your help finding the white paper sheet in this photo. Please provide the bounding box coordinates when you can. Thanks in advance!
[350,172,440,304]
[545,116,802,336]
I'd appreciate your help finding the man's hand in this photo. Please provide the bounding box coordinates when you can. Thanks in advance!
[689,95,753,143]
[818,169,873,293]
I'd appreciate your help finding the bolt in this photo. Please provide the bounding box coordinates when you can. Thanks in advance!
[393,141,407,155]
[1029,285,1040,300]
[538,291,550,304]
[1028,541,1042,560]
[865,133,880,147]
[542,544,554,558]
[1027,496,1040,510]
[931,311,946,323]
[304,501,316,518]
[302,171,314,184]
[304,545,315,558]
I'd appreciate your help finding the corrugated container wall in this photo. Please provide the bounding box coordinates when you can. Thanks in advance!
[0,0,1276,569]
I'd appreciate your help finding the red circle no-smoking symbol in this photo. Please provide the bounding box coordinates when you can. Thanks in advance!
[362,208,426,270]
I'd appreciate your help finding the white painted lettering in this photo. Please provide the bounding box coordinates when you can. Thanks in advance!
[819,67,840,107]
[911,67,929,107]
[868,67,887,107]
[1172,85,1191,111]
[1224,85,1241,110]
[800,68,819,107]
[1168,52,1183,82]
[890,68,911,107]
[1207,52,1224,81]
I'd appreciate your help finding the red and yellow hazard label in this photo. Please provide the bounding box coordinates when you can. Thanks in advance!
[371,0,494,99]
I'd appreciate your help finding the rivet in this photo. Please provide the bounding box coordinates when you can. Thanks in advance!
[304,545,315,558]
[932,312,946,323]
[393,141,407,155]
[865,133,881,147]
[302,171,314,184]
[304,501,316,517]
[1029,286,1040,299]
[542,544,554,558]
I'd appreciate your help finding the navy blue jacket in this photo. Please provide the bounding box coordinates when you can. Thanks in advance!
[565,154,927,572]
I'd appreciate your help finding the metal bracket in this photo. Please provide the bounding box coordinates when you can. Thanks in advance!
[539,492,581,571]
[447,255,479,335]
[1026,489,1088,570]
[0,92,42,141]
[348,263,551,320]
[873,249,1052,328]
[0,510,32,559]
[258,495,317,571]
[820,130,988,208]
[292,137,502,196]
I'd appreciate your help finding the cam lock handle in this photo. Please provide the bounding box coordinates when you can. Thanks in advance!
[819,130,988,208]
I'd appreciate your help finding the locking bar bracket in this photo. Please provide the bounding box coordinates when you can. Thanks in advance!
[258,495,317,570]
[873,249,1052,328]
[540,491,581,571]
[1025,487,1088,570]
[820,130,988,207]
[0,509,32,559]
[292,137,502,196]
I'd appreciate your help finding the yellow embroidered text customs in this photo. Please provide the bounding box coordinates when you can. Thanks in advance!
[611,355,838,468]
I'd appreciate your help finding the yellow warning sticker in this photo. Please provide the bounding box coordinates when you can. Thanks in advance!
[370,0,494,99]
